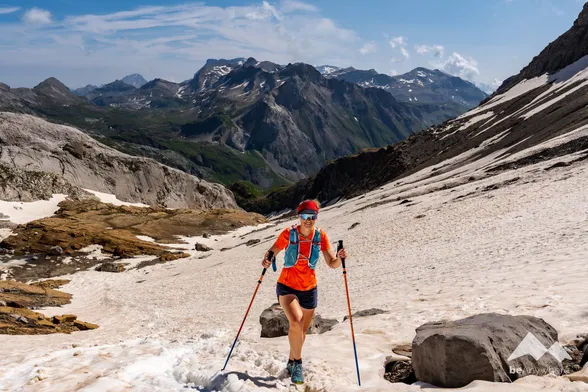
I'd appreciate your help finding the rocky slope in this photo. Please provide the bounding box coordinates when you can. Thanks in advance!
[0,112,238,209]
[0,163,90,202]
[496,2,588,94]
[246,4,588,214]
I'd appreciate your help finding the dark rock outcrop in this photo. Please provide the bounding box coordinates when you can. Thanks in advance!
[95,263,126,273]
[259,303,338,338]
[343,308,387,321]
[412,313,566,388]
[195,243,213,252]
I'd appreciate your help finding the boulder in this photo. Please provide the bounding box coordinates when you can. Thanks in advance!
[95,263,125,273]
[74,320,98,331]
[195,243,213,252]
[259,303,338,338]
[412,313,566,388]
[53,314,77,324]
[384,360,416,384]
[246,239,260,246]
[48,246,64,256]
[343,308,387,321]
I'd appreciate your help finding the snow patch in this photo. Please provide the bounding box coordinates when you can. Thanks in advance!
[83,189,150,208]
[0,194,67,224]
[461,75,549,118]
[457,111,495,132]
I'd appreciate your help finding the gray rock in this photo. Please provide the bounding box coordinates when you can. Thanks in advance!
[195,243,213,252]
[0,300,6,307]
[202,233,210,239]
[384,360,416,384]
[95,263,126,273]
[259,303,338,338]
[412,313,565,388]
[48,246,64,256]
[17,316,28,324]
[0,113,238,209]
[246,239,260,246]
[0,213,8,220]
[343,308,387,321]
[580,338,588,367]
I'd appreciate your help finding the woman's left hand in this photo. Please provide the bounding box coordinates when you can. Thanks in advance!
[337,248,348,259]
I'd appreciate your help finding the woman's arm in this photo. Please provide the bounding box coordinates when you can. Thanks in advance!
[323,247,347,269]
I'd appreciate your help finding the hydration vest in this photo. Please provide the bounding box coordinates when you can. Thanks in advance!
[283,225,322,270]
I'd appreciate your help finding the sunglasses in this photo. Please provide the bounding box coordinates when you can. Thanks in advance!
[300,213,318,220]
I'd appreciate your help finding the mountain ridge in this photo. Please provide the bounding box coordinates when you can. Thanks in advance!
[244,4,588,214]
[0,59,480,190]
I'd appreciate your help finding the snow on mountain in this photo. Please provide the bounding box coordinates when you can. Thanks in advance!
[325,66,488,111]
[315,65,342,75]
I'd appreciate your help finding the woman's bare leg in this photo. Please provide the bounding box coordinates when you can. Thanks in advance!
[279,294,304,360]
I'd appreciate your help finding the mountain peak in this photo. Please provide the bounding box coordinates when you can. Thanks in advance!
[280,62,322,82]
[121,74,147,88]
[34,77,69,92]
[204,58,247,67]
[497,2,588,94]
[33,77,82,103]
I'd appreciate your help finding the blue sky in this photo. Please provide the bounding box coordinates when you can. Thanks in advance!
[0,0,584,89]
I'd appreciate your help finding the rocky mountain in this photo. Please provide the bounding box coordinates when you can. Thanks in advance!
[71,74,147,96]
[245,4,588,214]
[320,66,488,110]
[0,58,457,190]
[85,80,138,106]
[0,112,238,209]
[315,65,343,75]
[121,74,148,88]
[72,84,99,96]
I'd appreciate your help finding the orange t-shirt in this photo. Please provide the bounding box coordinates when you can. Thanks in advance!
[274,225,331,291]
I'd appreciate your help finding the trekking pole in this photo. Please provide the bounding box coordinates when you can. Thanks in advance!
[222,251,274,371]
[338,240,361,386]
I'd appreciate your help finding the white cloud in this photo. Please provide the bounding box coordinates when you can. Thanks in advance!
[280,0,318,13]
[1,2,360,87]
[389,36,406,48]
[0,7,20,14]
[390,57,404,64]
[400,46,409,59]
[359,41,377,55]
[415,44,444,59]
[438,52,480,81]
[389,69,397,76]
[22,8,52,25]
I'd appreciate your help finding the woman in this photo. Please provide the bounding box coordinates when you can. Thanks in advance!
[262,199,347,384]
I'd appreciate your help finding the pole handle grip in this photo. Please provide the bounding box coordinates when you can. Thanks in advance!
[337,240,346,269]
[263,250,275,274]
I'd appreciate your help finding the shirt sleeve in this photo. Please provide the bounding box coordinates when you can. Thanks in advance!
[274,228,291,250]
[320,230,331,251]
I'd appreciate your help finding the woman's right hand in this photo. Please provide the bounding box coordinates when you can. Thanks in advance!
[261,251,272,269]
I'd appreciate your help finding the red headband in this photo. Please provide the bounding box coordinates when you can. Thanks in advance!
[297,200,319,214]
